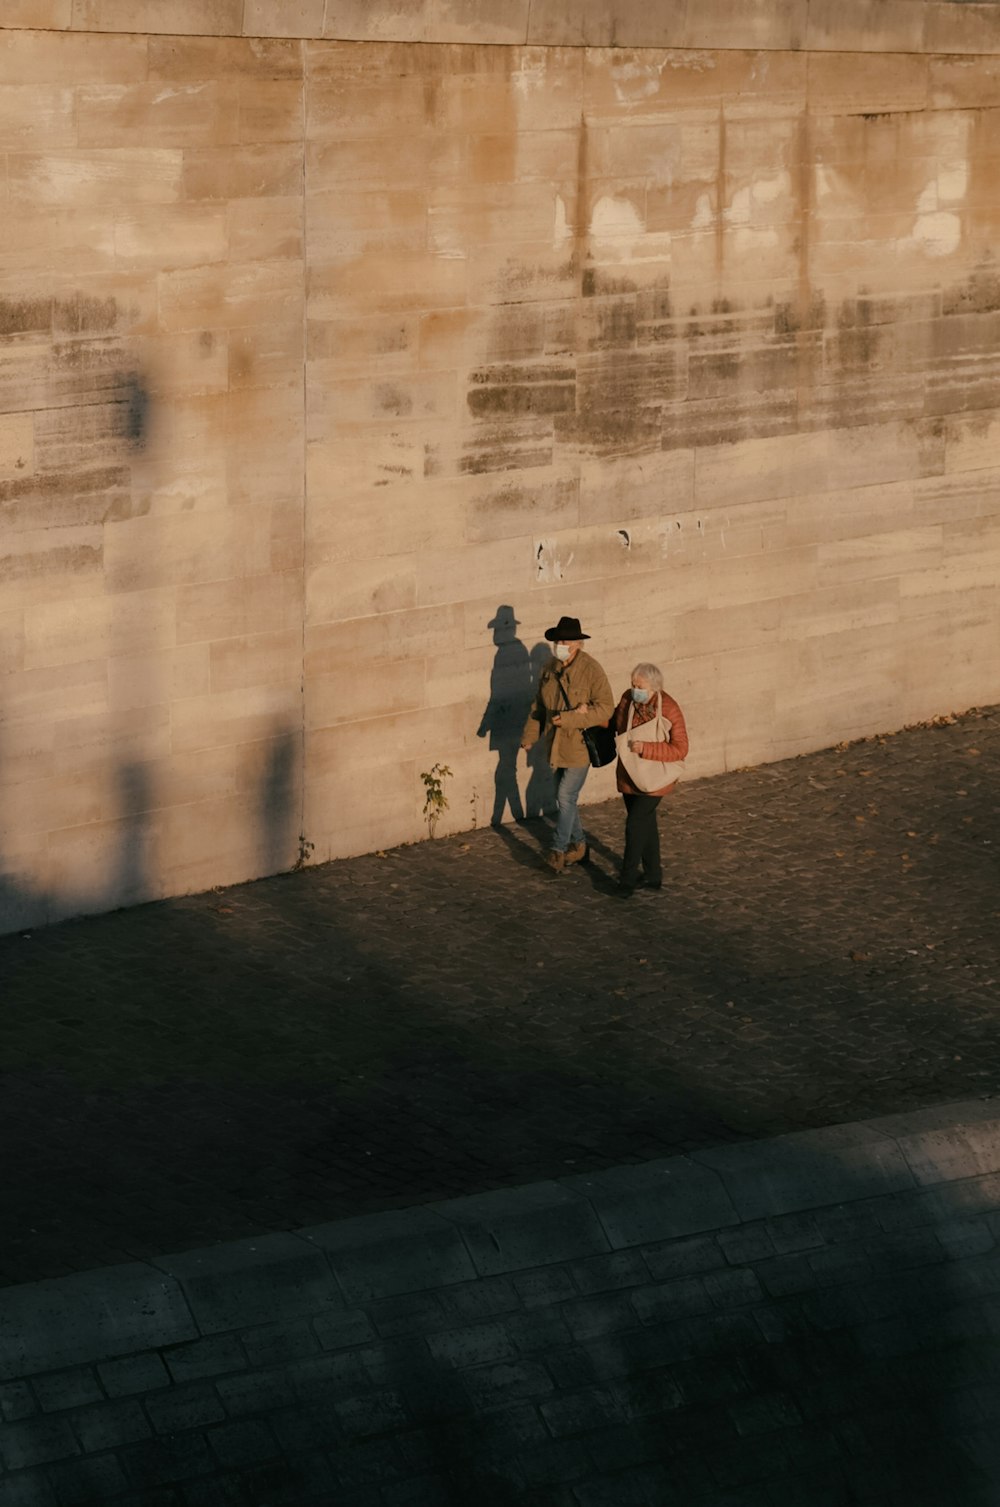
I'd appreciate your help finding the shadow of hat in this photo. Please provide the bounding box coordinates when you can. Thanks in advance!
[487,605,520,629]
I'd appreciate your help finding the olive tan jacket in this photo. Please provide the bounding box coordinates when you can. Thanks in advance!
[521,650,614,769]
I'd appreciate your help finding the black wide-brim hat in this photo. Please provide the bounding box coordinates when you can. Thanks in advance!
[544,615,590,641]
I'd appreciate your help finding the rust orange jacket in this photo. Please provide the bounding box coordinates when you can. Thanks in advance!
[612,688,689,796]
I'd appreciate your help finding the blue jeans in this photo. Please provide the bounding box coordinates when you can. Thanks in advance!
[552,764,589,852]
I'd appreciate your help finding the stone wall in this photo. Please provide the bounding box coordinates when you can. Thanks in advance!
[2,2,1000,927]
[2,1099,1000,1505]
[6,1,1000,52]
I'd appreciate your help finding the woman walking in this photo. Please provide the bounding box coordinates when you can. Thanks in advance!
[612,662,688,898]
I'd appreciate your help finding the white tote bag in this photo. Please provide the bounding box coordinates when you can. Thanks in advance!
[615,693,684,793]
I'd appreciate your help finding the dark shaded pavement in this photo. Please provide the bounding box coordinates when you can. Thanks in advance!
[1,707,998,1287]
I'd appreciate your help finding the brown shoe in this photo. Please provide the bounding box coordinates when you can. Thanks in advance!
[564,841,589,866]
[544,849,565,874]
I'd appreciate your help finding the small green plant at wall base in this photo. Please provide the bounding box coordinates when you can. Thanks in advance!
[421,764,453,838]
[293,835,315,871]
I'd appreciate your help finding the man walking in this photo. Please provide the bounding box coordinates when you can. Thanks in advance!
[520,616,614,873]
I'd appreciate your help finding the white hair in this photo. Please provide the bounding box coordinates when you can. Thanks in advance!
[631,661,663,691]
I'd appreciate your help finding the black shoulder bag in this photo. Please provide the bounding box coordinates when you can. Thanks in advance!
[554,673,616,768]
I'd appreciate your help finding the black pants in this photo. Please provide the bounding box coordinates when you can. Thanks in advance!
[621,793,662,887]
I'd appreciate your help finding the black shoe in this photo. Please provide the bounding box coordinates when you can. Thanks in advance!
[616,882,635,899]
[641,879,662,891]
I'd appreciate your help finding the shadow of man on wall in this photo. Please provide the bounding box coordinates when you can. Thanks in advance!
[477,606,535,827]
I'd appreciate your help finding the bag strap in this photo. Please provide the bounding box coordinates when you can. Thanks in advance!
[554,672,573,713]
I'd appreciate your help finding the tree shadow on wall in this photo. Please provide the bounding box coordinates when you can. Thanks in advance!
[259,727,300,877]
[113,761,154,910]
[0,722,300,936]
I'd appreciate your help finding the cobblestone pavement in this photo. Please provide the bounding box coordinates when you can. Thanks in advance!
[1,708,998,1287]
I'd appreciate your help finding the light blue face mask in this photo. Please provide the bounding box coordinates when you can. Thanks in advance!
[631,687,650,704]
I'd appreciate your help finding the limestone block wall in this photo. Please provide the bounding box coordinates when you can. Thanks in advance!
[299,34,1000,863]
[2,2,1000,927]
[0,25,308,930]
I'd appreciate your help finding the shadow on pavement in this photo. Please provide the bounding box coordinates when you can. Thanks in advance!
[0,708,998,1289]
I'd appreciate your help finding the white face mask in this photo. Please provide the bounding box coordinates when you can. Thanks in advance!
[554,644,571,663]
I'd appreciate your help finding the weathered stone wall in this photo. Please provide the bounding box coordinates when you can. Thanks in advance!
[2,1100,1000,1505]
[0,24,307,930]
[2,2,1000,926]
